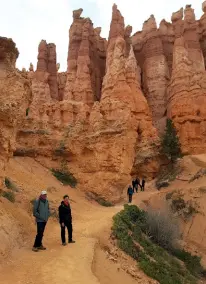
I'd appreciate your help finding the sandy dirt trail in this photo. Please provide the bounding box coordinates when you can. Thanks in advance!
[0,158,157,284]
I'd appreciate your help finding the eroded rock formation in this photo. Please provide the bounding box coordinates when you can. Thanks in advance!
[14,4,159,202]
[65,4,159,200]
[2,2,206,200]
[0,37,31,184]
[36,40,58,100]
[133,15,170,132]
[64,8,106,104]
[167,5,206,154]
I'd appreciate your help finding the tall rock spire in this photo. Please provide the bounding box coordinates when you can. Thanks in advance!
[87,5,159,199]
[167,4,206,154]
[35,40,58,100]
[64,8,106,104]
[132,15,170,133]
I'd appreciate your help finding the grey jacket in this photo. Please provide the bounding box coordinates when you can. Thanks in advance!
[33,199,50,222]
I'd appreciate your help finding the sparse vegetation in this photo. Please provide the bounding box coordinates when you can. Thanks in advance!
[143,208,181,251]
[54,140,66,156]
[86,192,113,207]
[161,119,182,163]
[189,169,206,183]
[19,129,49,135]
[2,191,15,203]
[166,190,176,200]
[5,177,19,192]
[156,164,181,190]
[14,148,37,157]
[167,193,199,220]
[51,168,77,187]
[112,205,205,284]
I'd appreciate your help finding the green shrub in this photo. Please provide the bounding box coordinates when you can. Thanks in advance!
[112,204,204,284]
[51,168,77,187]
[161,119,182,163]
[172,249,206,277]
[86,192,113,207]
[5,177,19,192]
[26,107,29,116]
[2,191,15,203]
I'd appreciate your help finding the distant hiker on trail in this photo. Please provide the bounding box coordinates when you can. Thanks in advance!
[134,177,140,193]
[141,178,145,191]
[32,190,50,252]
[59,195,75,246]
[132,180,136,193]
[127,185,134,203]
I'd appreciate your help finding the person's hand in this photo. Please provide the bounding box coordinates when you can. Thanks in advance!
[62,223,65,227]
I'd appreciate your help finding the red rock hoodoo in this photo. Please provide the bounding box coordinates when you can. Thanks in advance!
[64,8,107,104]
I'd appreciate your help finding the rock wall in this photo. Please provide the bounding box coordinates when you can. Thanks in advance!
[2,2,206,200]
[132,3,206,153]
[14,5,159,202]
[0,37,31,184]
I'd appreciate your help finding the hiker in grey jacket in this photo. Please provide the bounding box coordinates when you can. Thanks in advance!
[32,190,50,252]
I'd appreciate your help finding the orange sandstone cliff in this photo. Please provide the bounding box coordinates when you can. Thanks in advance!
[13,5,159,201]
[1,3,206,200]
[0,37,31,185]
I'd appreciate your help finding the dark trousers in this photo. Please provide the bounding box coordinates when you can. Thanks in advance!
[135,185,138,193]
[128,194,133,203]
[33,222,47,248]
[61,222,73,243]
[141,185,145,191]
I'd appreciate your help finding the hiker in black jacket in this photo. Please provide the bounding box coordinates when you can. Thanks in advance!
[134,177,140,193]
[141,178,146,191]
[58,195,75,246]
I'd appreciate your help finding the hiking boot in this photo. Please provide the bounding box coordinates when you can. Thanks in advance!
[37,245,46,250]
[69,240,75,244]
[62,242,67,246]
[32,247,39,252]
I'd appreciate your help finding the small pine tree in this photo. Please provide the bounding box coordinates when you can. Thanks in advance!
[161,119,182,163]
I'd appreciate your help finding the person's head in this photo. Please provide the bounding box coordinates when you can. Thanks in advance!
[63,195,69,202]
[41,190,47,199]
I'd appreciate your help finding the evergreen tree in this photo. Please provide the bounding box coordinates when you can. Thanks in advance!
[161,119,182,163]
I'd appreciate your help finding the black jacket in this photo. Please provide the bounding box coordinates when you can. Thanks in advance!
[58,201,72,224]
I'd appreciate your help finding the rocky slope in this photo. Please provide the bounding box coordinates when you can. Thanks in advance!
[144,154,206,267]
[1,2,206,200]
